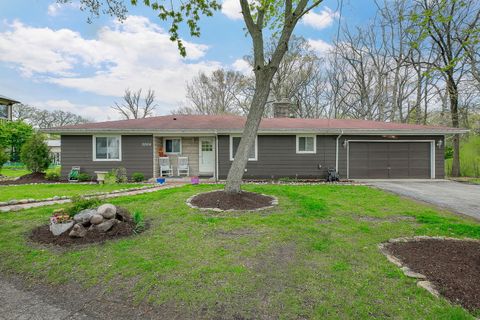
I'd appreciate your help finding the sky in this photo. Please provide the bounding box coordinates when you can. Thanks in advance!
[0,0,377,121]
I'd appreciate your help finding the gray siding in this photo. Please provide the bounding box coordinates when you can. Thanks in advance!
[218,134,445,179]
[61,135,154,179]
[218,135,337,179]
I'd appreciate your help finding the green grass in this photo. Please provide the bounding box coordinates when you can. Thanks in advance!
[0,183,149,202]
[0,167,31,178]
[0,184,478,319]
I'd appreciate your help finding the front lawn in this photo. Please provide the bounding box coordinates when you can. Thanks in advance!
[0,184,478,319]
[0,167,31,178]
[0,183,149,202]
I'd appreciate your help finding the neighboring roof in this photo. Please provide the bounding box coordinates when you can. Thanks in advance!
[0,94,20,105]
[44,114,467,135]
[46,140,61,147]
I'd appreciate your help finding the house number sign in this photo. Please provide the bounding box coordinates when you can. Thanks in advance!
[142,142,152,147]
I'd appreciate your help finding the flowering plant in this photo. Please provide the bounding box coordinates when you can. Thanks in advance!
[50,209,72,224]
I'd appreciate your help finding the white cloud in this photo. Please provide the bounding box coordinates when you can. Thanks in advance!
[222,0,243,20]
[302,7,339,30]
[47,1,81,16]
[232,58,252,75]
[0,16,220,114]
[307,38,333,56]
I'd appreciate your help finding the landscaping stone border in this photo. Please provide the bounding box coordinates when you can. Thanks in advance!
[185,190,279,212]
[378,236,480,299]
[0,183,184,213]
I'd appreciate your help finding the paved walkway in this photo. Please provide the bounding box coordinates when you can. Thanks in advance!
[0,183,184,213]
[365,180,480,221]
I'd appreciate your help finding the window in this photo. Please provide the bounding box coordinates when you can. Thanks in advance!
[201,140,213,152]
[93,136,121,161]
[164,138,181,154]
[296,135,316,154]
[230,135,257,161]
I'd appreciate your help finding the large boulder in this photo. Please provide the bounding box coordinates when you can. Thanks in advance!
[50,221,74,236]
[69,224,87,238]
[97,204,117,219]
[116,208,132,222]
[96,219,119,232]
[90,214,104,225]
[73,209,97,224]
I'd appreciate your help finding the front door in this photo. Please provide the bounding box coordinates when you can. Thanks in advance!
[199,137,215,175]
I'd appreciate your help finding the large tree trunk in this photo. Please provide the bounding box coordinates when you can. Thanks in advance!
[225,71,273,193]
[446,73,461,177]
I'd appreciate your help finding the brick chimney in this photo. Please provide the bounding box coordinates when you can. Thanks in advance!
[273,98,294,118]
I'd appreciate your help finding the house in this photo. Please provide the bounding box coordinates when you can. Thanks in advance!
[45,105,466,181]
[46,139,61,165]
[0,94,19,121]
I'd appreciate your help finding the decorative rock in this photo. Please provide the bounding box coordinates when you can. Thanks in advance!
[401,266,426,279]
[116,210,132,222]
[90,214,104,225]
[50,221,74,236]
[417,281,440,298]
[69,223,87,238]
[0,202,7,206]
[73,209,97,224]
[96,219,119,232]
[53,196,60,200]
[8,200,18,205]
[19,199,29,204]
[97,204,117,219]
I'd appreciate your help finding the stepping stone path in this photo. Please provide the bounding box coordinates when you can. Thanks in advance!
[0,183,185,213]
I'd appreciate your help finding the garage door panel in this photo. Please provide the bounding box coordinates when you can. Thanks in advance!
[349,142,431,179]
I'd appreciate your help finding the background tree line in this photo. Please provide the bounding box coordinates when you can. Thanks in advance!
[12,104,91,129]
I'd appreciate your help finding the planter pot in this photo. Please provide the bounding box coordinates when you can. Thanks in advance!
[50,221,74,236]
[156,178,166,184]
[94,171,109,184]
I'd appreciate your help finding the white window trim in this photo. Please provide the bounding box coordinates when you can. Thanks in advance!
[163,137,182,155]
[92,135,122,161]
[296,135,317,154]
[229,135,258,161]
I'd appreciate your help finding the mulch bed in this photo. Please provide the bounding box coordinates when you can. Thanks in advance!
[190,190,275,211]
[386,239,480,313]
[29,208,137,247]
[0,172,59,185]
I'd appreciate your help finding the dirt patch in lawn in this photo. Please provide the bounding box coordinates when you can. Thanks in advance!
[357,215,416,223]
[386,239,480,313]
[189,190,276,211]
[0,172,59,185]
[29,208,138,247]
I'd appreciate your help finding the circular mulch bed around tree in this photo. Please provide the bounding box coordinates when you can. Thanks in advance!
[386,238,480,313]
[29,208,138,247]
[0,172,59,185]
[187,190,277,211]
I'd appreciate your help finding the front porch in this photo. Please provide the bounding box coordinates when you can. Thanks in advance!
[152,136,217,179]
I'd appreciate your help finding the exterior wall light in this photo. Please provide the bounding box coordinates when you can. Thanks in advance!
[437,140,443,148]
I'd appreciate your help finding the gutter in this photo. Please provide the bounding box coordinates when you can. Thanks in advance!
[335,130,344,173]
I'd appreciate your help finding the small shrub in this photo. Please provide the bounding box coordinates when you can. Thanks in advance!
[20,133,51,173]
[104,170,117,184]
[116,167,128,183]
[45,167,61,181]
[133,210,145,234]
[132,172,145,182]
[0,149,8,174]
[66,196,101,217]
[78,172,92,182]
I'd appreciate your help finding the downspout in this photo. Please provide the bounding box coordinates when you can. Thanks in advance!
[215,130,219,182]
[335,130,344,173]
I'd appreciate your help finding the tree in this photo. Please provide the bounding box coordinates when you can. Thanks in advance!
[176,69,251,115]
[112,88,157,119]
[0,121,34,162]
[63,0,327,193]
[409,0,480,176]
[12,104,91,128]
[20,134,52,173]
[0,149,8,175]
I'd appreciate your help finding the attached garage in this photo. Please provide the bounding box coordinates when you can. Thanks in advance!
[347,141,434,179]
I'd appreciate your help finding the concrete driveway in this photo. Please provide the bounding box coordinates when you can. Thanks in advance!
[364,180,480,221]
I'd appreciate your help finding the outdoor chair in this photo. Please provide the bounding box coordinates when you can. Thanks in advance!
[177,156,190,176]
[159,157,173,177]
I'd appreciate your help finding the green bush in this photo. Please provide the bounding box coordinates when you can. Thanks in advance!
[0,149,8,174]
[104,170,118,184]
[66,196,101,217]
[132,172,145,182]
[20,133,51,173]
[133,210,145,234]
[78,172,92,182]
[445,135,480,177]
[116,167,128,183]
[45,167,61,181]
